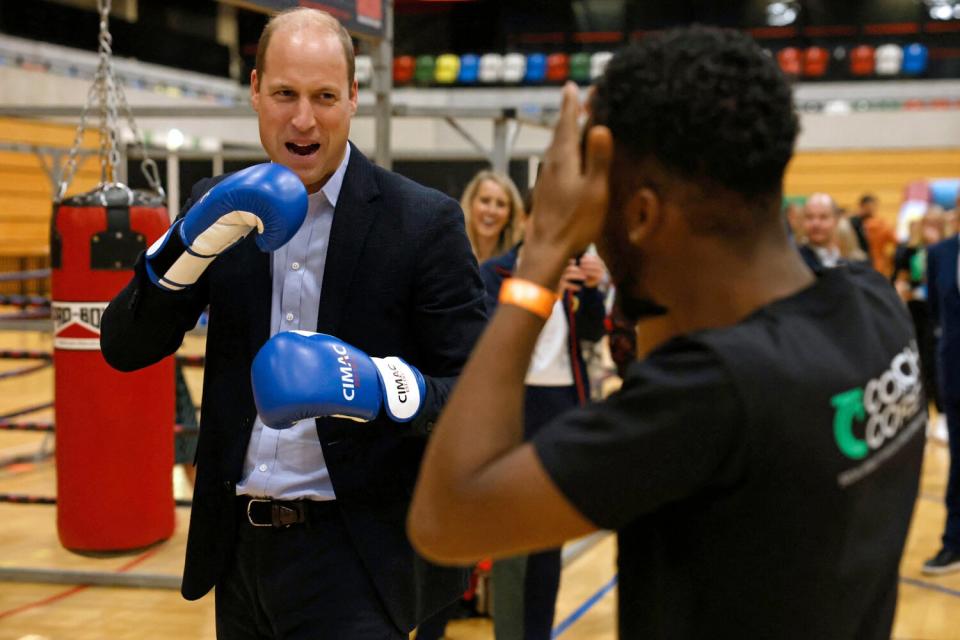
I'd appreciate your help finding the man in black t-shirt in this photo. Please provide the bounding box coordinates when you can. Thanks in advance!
[409,27,924,639]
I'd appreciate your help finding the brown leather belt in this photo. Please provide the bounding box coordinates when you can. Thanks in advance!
[238,496,337,528]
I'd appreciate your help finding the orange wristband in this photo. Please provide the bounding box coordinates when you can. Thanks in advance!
[499,278,558,320]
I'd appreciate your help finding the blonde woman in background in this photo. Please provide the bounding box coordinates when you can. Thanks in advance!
[460,170,526,262]
[836,216,869,264]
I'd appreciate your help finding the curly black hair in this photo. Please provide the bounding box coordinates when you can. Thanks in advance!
[592,26,799,224]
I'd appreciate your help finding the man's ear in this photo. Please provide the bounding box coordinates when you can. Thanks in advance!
[348,79,359,115]
[623,186,663,248]
[250,69,260,112]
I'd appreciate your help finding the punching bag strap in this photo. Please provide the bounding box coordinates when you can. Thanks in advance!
[91,185,146,271]
[50,202,63,269]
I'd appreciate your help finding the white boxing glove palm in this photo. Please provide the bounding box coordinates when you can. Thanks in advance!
[146,163,307,290]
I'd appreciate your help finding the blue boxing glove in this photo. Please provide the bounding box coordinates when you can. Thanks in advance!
[251,331,426,429]
[146,163,307,291]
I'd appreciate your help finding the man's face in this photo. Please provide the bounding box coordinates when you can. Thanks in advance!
[861,199,878,217]
[803,202,838,247]
[250,25,357,193]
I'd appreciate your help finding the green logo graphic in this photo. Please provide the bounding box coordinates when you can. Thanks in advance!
[829,345,922,460]
[832,388,869,460]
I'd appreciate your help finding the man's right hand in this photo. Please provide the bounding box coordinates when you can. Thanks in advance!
[145,163,308,291]
[517,83,613,291]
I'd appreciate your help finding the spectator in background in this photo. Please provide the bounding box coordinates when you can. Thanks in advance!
[784,201,804,244]
[836,217,870,265]
[799,192,842,269]
[848,194,874,256]
[461,171,526,263]
[894,213,945,418]
[858,193,899,277]
[924,223,960,575]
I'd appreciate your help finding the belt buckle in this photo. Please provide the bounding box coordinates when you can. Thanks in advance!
[246,498,273,527]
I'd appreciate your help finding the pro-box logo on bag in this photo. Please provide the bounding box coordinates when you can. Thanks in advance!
[52,301,109,350]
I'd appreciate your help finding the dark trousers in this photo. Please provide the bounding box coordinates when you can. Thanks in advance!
[523,549,562,640]
[908,300,941,411]
[944,398,960,552]
[215,498,405,640]
[494,385,579,640]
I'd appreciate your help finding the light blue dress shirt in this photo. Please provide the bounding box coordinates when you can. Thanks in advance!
[236,145,351,501]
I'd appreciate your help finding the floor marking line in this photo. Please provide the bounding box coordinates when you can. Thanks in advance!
[551,573,618,638]
[899,576,960,599]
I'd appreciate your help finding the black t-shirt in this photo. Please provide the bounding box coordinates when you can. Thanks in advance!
[534,264,925,639]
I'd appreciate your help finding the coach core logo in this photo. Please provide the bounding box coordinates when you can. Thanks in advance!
[331,343,357,401]
[830,344,922,461]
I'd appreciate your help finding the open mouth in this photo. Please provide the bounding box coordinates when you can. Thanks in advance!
[286,142,320,156]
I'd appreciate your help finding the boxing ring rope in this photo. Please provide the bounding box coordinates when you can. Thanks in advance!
[0,420,54,432]
[0,269,51,283]
[0,271,52,322]
[0,361,52,381]
[0,349,52,361]
[0,295,51,308]
[0,348,204,368]
[0,402,54,421]
[0,342,55,465]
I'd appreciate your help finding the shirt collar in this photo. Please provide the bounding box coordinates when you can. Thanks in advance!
[318,143,351,208]
[813,245,841,267]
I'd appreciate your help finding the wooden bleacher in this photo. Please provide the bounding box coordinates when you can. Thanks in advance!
[0,117,99,295]
[784,149,960,223]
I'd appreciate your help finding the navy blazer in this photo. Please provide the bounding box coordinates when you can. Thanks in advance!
[100,144,488,631]
[927,234,960,404]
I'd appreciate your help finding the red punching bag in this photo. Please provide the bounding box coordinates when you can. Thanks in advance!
[52,184,175,553]
[51,0,177,554]
[51,0,175,554]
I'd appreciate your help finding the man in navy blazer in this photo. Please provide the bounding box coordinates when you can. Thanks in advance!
[925,231,960,575]
[101,8,486,638]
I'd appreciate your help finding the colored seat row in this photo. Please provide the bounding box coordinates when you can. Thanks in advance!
[354,43,932,87]
[776,43,929,78]
[353,52,614,87]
